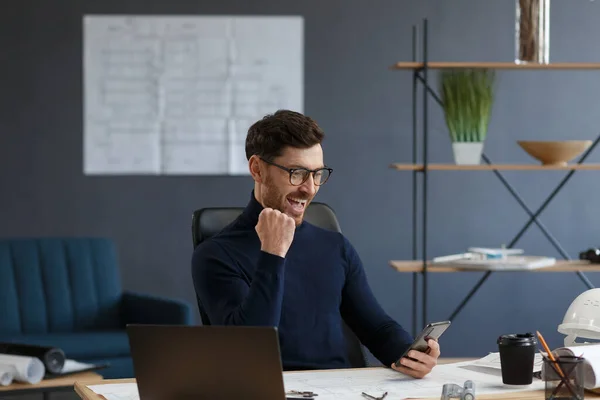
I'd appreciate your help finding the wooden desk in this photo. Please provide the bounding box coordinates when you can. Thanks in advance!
[76,379,598,400]
[76,375,600,400]
[73,360,600,400]
[2,371,103,399]
[73,359,467,400]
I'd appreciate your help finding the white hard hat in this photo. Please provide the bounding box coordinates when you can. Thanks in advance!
[558,288,600,346]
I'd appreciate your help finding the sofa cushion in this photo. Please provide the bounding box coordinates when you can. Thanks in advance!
[0,330,130,359]
[0,238,123,335]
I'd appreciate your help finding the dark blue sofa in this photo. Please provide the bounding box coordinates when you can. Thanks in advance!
[0,237,192,379]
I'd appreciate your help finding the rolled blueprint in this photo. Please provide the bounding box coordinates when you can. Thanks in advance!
[0,354,45,384]
[0,343,65,374]
[0,364,14,386]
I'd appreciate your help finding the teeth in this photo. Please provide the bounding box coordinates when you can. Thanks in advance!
[289,197,307,204]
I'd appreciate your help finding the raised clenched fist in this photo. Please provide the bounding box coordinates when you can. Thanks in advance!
[255,208,296,258]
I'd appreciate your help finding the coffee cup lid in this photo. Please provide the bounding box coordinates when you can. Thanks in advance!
[497,332,537,346]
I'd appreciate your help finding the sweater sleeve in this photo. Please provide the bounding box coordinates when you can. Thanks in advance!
[339,236,414,367]
[191,240,286,327]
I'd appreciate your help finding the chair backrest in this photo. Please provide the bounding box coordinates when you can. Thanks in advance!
[191,203,341,248]
[191,202,368,368]
[0,238,123,334]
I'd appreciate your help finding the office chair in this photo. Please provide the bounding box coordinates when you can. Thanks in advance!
[191,202,369,368]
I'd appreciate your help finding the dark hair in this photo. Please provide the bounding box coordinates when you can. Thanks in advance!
[245,109,325,160]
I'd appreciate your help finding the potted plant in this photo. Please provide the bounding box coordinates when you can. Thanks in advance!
[439,68,496,165]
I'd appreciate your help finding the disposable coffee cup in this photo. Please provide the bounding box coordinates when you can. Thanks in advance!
[497,333,537,385]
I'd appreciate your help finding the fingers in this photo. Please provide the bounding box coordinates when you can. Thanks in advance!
[427,338,441,358]
[396,354,431,371]
[392,355,434,379]
[399,350,437,370]
[404,346,437,365]
[391,362,428,379]
[257,207,272,221]
[392,340,440,379]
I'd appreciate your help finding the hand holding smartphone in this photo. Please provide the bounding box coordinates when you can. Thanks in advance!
[394,320,451,368]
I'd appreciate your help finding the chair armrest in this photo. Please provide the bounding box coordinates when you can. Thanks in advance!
[121,291,193,326]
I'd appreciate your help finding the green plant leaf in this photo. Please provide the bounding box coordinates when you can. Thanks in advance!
[439,68,495,143]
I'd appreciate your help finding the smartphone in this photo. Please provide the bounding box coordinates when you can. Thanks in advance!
[394,320,451,367]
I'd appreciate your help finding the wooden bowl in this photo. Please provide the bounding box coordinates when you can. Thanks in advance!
[517,140,592,166]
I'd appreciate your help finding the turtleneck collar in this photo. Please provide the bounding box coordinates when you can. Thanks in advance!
[240,190,265,225]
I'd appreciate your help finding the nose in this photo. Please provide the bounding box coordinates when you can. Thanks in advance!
[298,174,317,196]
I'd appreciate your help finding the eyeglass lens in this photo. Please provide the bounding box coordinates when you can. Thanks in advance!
[290,168,331,186]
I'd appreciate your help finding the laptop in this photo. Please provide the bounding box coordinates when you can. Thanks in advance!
[126,324,288,400]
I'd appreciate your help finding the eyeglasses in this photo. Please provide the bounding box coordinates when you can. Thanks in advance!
[260,157,333,186]
[362,392,388,400]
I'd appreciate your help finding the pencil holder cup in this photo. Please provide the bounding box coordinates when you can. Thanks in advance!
[497,333,537,385]
[543,356,584,400]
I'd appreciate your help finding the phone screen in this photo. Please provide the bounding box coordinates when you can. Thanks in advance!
[394,321,451,367]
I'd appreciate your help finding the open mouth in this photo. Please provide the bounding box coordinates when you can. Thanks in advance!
[287,197,307,214]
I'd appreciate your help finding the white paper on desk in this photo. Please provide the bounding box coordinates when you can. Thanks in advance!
[284,361,545,400]
[0,364,14,386]
[471,352,543,372]
[0,354,44,384]
[61,359,96,374]
[87,382,140,400]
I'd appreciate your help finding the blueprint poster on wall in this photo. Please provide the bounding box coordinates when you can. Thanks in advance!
[82,15,304,175]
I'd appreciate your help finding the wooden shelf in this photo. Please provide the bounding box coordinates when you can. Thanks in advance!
[389,163,600,171]
[390,259,598,273]
[391,62,600,70]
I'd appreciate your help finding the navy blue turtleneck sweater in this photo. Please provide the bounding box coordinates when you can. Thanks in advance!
[191,192,413,370]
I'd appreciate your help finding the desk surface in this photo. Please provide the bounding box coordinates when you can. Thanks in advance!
[73,358,600,400]
[1,371,103,394]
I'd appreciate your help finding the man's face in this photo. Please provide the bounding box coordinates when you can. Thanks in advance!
[258,144,325,225]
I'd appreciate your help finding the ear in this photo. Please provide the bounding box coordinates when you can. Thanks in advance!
[248,155,263,183]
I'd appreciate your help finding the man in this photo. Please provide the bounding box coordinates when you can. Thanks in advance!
[191,110,440,378]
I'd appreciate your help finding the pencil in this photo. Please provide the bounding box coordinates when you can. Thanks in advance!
[536,330,564,378]
[536,330,580,399]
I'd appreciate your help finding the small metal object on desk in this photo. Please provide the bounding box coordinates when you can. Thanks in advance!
[441,380,475,400]
[361,391,388,400]
[580,247,600,263]
[286,389,318,398]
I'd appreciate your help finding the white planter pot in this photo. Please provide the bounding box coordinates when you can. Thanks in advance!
[452,142,484,165]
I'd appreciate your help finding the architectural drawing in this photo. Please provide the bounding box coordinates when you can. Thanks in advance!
[85,359,546,400]
[83,15,303,175]
[283,361,545,399]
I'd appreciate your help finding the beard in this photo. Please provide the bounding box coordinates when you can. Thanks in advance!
[261,174,313,226]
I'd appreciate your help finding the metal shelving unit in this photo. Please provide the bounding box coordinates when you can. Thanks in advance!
[389,18,600,337]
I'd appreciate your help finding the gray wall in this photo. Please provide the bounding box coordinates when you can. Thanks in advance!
[2,0,600,359]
